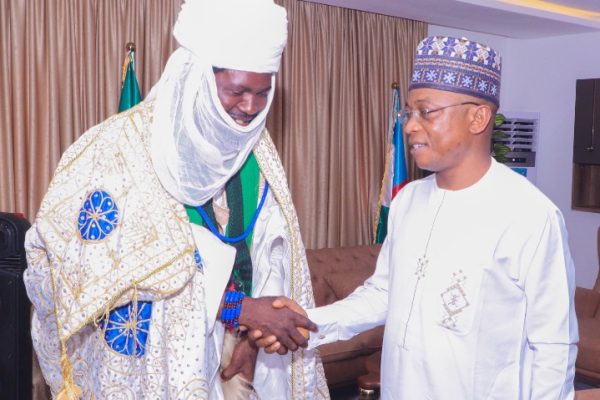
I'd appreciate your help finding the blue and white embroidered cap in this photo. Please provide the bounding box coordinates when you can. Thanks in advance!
[409,36,501,107]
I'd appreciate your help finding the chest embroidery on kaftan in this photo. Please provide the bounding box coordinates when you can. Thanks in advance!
[440,269,470,329]
[400,191,447,349]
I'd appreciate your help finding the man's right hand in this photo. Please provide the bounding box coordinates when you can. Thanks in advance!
[239,296,316,352]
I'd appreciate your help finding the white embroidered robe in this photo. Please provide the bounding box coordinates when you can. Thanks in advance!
[24,102,329,399]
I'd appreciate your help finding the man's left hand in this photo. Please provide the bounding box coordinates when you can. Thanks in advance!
[221,335,259,382]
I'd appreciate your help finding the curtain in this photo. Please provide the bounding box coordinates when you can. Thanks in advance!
[0,0,182,221]
[1,0,425,247]
[269,0,426,248]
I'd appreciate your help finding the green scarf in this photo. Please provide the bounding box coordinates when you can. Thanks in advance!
[185,153,260,296]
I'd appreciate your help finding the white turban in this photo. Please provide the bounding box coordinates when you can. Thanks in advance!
[148,0,288,206]
[174,0,287,73]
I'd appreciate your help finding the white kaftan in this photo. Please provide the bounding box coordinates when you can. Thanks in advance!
[308,159,578,400]
[24,102,329,399]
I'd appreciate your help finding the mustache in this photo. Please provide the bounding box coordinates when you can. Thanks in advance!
[229,111,259,122]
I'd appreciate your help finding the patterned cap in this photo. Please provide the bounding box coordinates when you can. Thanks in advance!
[409,36,501,107]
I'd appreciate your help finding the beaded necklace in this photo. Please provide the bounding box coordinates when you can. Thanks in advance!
[195,181,269,244]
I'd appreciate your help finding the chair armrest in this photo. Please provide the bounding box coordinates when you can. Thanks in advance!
[575,286,600,318]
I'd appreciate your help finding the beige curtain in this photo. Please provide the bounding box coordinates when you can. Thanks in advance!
[0,0,183,221]
[1,0,425,248]
[269,0,426,248]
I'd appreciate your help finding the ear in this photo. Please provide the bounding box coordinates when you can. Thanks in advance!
[468,104,493,136]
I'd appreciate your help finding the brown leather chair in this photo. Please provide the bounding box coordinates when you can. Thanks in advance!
[356,350,381,397]
[575,227,600,385]
[306,244,384,389]
[576,388,600,399]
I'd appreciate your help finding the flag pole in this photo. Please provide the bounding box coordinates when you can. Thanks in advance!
[121,42,136,87]
[118,42,142,112]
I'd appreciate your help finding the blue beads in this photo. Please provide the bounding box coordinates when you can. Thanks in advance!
[221,290,245,330]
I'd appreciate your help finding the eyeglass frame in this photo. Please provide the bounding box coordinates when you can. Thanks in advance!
[399,101,481,125]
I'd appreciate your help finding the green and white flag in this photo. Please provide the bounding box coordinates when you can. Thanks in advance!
[118,49,142,112]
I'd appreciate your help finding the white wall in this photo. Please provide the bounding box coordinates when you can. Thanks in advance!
[429,25,600,288]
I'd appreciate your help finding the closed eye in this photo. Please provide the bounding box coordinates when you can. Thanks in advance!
[257,87,272,97]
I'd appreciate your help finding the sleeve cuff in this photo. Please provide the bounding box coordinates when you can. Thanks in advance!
[306,306,340,349]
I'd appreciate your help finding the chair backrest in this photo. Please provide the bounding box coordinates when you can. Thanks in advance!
[0,212,32,400]
[306,244,381,307]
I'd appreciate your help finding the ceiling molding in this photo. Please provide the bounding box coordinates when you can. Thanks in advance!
[303,0,600,38]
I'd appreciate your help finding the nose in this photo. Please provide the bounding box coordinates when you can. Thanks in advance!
[403,114,419,135]
[238,93,262,116]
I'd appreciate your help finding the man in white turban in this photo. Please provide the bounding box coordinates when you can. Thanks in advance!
[23,0,330,399]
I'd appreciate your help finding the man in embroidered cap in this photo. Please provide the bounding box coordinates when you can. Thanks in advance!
[258,36,578,399]
[23,0,329,399]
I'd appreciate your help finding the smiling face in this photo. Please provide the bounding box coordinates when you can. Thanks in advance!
[214,68,273,126]
[404,88,495,189]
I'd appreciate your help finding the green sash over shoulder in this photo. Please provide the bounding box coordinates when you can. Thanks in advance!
[185,153,261,296]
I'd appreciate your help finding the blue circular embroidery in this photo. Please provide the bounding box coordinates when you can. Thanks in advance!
[100,301,152,357]
[78,190,119,241]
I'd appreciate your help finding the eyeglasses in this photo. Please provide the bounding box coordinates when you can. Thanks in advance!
[399,101,480,124]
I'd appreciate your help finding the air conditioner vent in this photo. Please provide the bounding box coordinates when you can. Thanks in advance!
[495,111,539,168]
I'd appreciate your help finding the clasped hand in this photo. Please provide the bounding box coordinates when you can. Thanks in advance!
[239,296,314,354]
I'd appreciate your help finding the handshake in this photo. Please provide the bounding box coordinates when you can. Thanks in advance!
[219,296,316,382]
[235,296,316,354]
